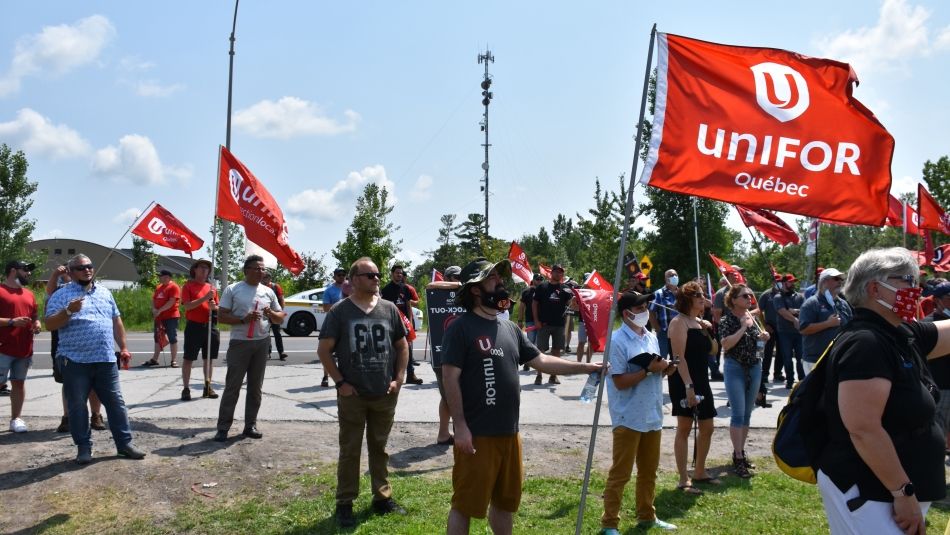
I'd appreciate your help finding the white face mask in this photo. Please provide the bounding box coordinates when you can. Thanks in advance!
[823,289,835,307]
[628,310,650,328]
[668,275,679,286]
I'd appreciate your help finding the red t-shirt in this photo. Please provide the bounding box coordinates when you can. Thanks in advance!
[153,281,181,320]
[0,284,38,358]
[181,280,218,323]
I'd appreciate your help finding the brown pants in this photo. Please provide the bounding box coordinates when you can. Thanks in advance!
[602,427,661,528]
[216,338,269,432]
[336,391,399,505]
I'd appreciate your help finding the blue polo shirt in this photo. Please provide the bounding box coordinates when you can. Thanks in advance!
[607,323,664,432]
[323,283,344,306]
[648,285,678,332]
[46,282,121,364]
[799,293,852,362]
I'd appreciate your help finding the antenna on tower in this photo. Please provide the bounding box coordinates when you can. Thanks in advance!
[477,47,494,237]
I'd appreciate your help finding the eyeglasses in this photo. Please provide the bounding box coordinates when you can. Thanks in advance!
[739,294,754,299]
[70,264,94,272]
[357,272,382,280]
[886,275,917,285]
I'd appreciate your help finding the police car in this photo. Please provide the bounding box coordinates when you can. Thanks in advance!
[281,287,424,337]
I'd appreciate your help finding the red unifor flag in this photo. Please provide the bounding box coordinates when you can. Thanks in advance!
[431,268,443,282]
[583,270,614,293]
[398,309,416,342]
[538,264,552,279]
[885,194,904,227]
[507,241,534,284]
[639,33,894,226]
[708,253,745,283]
[131,203,204,255]
[571,288,613,353]
[735,205,800,245]
[918,184,950,235]
[217,146,305,275]
[932,244,950,273]
[904,202,921,235]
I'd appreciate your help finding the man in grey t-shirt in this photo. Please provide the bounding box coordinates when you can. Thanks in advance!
[318,257,410,528]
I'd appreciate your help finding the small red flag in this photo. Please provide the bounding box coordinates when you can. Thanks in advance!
[538,264,552,279]
[507,242,534,284]
[918,184,950,235]
[583,270,614,293]
[154,319,169,350]
[931,244,950,272]
[885,194,904,227]
[735,205,800,245]
[398,309,416,342]
[571,288,613,353]
[639,33,894,226]
[904,202,921,235]
[431,268,443,282]
[217,146,305,274]
[132,203,204,255]
[708,253,745,283]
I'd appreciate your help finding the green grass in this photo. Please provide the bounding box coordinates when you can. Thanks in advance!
[29,461,950,534]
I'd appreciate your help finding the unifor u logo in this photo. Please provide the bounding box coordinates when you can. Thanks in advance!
[229,169,243,203]
[476,336,492,354]
[147,217,166,235]
[750,62,810,123]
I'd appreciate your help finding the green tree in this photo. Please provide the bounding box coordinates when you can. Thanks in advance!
[575,177,640,283]
[332,183,401,272]
[131,237,159,287]
[0,144,39,264]
[206,220,246,282]
[455,213,487,258]
[922,156,950,209]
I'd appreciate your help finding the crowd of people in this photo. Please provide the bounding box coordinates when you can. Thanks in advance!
[0,247,948,533]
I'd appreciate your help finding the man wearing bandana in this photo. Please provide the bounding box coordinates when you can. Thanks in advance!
[442,258,602,535]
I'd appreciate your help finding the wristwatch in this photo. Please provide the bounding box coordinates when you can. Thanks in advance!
[890,482,915,498]
[686,383,694,390]
[335,379,348,390]
[645,370,654,377]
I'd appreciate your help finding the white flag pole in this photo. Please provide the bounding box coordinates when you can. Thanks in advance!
[97,200,156,278]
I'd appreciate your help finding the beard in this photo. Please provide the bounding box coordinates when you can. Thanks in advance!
[16,275,30,286]
[75,277,92,287]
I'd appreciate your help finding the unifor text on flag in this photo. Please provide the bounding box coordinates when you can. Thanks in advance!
[639,33,894,226]
[131,203,204,255]
[217,146,305,275]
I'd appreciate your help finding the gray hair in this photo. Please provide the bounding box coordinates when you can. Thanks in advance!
[67,254,90,268]
[842,247,918,307]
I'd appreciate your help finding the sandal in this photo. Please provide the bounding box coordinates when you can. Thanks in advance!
[142,359,159,367]
[170,361,179,368]
[676,483,703,495]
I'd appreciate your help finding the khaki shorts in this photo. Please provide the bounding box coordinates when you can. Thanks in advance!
[452,434,523,518]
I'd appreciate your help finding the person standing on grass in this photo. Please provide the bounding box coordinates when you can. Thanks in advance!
[180,258,220,400]
[0,260,40,434]
[317,257,410,528]
[45,254,145,465]
[212,255,285,442]
[142,270,180,368]
[443,258,602,535]
[601,291,679,533]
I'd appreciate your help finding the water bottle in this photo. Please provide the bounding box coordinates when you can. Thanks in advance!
[579,372,600,403]
[680,394,704,408]
[756,339,766,357]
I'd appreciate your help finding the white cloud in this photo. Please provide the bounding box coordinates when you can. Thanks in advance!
[91,134,191,185]
[0,108,91,159]
[936,26,950,50]
[113,207,142,224]
[410,174,433,202]
[135,80,184,97]
[285,217,307,233]
[816,0,936,75]
[0,15,115,97]
[891,174,923,196]
[286,164,396,221]
[233,96,360,139]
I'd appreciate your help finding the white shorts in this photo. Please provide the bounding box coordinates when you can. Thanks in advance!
[817,470,930,535]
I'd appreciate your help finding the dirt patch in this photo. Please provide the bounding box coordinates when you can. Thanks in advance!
[0,417,776,532]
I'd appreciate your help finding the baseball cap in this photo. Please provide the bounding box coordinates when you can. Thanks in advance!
[159,269,173,277]
[4,260,35,272]
[731,264,745,273]
[445,265,462,278]
[333,267,347,276]
[783,273,797,282]
[551,264,565,272]
[932,282,950,299]
[617,291,654,310]
[818,268,844,286]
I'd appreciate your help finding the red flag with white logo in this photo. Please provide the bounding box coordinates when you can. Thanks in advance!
[931,244,950,272]
[583,270,614,293]
[904,202,921,235]
[708,253,745,283]
[571,288,613,353]
[538,264,552,279]
[735,205,800,245]
[507,241,534,284]
[217,146,305,275]
[398,309,416,342]
[131,203,204,255]
[431,268,443,282]
[885,194,904,227]
[639,33,894,226]
[918,184,950,235]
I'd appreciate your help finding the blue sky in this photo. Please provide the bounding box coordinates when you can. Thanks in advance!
[2,1,948,270]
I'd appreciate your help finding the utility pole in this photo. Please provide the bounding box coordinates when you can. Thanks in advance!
[478,48,494,237]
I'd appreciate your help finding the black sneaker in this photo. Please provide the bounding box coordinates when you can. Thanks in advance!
[372,498,407,516]
[0,384,9,396]
[213,430,228,442]
[279,353,288,361]
[181,388,191,401]
[242,426,263,439]
[117,443,147,459]
[335,503,356,527]
[321,377,329,388]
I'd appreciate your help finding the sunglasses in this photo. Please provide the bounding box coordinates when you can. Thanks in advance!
[739,293,754,299]
[886,275,917,284]
[71,264,94,272]
[357,272,382,280]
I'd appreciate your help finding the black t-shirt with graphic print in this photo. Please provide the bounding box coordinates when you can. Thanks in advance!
[318,298,408,396]
[441,312,541,436]
[533,281,573,327]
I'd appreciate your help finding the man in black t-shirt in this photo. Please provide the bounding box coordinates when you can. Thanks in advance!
[922,282,950,450]
[531,264,574,385]
[443,258,601,534]
[380,264,423,384]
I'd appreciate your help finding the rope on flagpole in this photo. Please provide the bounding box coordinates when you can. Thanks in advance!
[574,23,657,535]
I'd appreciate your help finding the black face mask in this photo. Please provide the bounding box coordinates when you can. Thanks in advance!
[16,274,30,286]
[482,285,510,311]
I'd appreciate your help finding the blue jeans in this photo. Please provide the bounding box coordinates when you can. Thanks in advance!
[526,322,537,344]
[723,358,761,427]
[60,357,133,451]
[778,331,805,381]
[656,330,671,359]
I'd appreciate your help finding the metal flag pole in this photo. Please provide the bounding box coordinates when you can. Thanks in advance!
[575,23,657,535]
[692,197,701,279]
[97,200,156,278]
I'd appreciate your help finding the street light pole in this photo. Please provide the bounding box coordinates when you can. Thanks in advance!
[219,0,240,290]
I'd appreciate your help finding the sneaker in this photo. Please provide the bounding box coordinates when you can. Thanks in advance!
[0,383,8,396]
[371,498,407,516]
[534,375,543,385]
[56,416,70,433]
[279,353,288,361]
[117,443,147,459]
[637,519,678,531]
[320,377,329,388]
[76,448,93,465]
[406,374,424,385]
[181,388,191,401]
[90,413,106,430]
[732,453,753,478]
[773,375,786,383]
[335,503,356,528]
[9,418,27,433]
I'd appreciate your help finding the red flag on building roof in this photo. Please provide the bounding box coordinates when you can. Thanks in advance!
[217,146,305,275]
[131,203,204,255]
[918,184,950,235]
[639,33,894,226]
[735,205,800,245]
[507,242,534,285]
